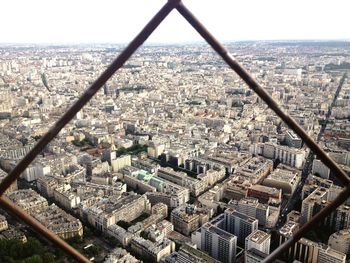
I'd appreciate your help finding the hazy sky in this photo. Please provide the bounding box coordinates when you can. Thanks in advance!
[1,0,349,44]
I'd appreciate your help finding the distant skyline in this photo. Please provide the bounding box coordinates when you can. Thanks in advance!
[1,0,350,44]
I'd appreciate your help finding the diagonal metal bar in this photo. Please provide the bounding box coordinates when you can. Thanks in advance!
[0,1,180,261]
[175,2,350,262]
[0,196,90,262]
[0,0,180,197]
[261,186,350,262]
[176,2,349,187]
[0,0,347,262]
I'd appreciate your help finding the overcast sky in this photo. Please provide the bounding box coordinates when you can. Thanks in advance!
[1,0,349,44]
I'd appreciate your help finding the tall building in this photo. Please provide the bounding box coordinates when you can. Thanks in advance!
[245,248,268,263]
[301,186,350,231]
[171,204,209,236]
[245,230,271,254]
[317,244,346,263]
[278,220,346,263]
[290,238,319,263]
[162,244,220,263]
[287,210,301,223]
[328,229,350,256]
[301,175,333,200]
[148,141,166,158]
[262,167,300,196]
[111,155,131,172]
[314,201,350,232]
[312,159,330,179]
[224,208,258,244]
[278,221,308,262]
[285,130,303,148]
[279,221,318,263]
[250,143,306,169]
[300,187,328,224]
[201,222,237,263]
[231,197,269,227]
[234,156,273,184]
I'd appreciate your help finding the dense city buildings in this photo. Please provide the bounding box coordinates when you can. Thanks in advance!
[0,41,349,262]
[170,204,210,236]
[162,243,220,263]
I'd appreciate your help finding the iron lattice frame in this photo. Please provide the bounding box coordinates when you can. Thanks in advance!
[0,1,349,262]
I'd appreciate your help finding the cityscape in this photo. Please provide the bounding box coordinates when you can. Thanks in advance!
[0,39,350,263]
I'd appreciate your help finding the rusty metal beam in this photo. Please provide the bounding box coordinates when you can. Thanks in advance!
[0,0,179,196]
[176,2,350,262]
[262,186,350,262]
[0,0,348,262]
[0,196,90,262]
[175,2,349,187]
[0,1,180,261]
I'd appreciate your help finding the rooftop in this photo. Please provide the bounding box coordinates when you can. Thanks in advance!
[203,222,236,241]
[246,230,270,244]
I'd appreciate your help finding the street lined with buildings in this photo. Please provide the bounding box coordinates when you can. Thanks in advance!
[0,41,350,262]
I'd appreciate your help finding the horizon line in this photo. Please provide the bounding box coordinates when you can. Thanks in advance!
[1,38,350,47]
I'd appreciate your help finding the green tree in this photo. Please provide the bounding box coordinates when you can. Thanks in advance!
[8,239,23,259]
[42,252,55,263]
[23,238,44,258]
[2,256,16,263]
[66,235,83,246]
[24,255,43,263]
[0,238,54,263]
[85,245,101,258]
